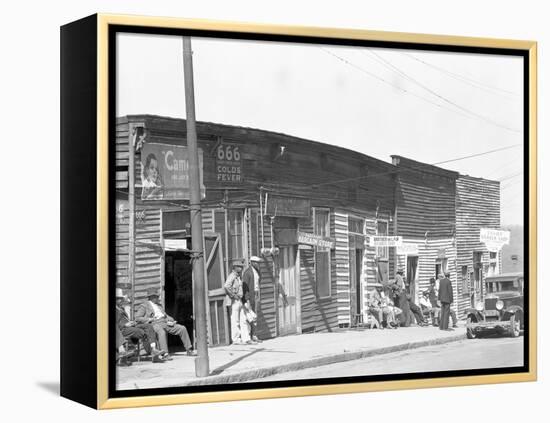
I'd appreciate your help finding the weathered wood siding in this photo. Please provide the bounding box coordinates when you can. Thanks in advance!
[334,210,351,326]
[455,175,501,316]
[296,214,339,333]
[396,237,458,315]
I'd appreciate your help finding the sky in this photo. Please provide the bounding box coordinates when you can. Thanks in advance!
[117,33,524,225]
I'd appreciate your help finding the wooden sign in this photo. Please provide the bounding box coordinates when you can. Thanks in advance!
[266,195,310,218]
[297,231,335,249]
[369,236,402,247]
[216,143,242,183]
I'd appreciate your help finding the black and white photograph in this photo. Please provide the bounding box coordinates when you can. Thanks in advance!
[112,29,528,393]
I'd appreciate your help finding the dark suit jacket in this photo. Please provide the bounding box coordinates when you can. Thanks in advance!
[135,300,174,323]
[242,266,261,308]
[438,277,454,304]
[115,306,130,330]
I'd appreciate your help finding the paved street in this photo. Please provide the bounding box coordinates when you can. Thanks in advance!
[253,336,524,382]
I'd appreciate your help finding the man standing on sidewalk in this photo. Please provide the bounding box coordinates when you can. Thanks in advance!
[438,272,454,330]
[242,256,262,342]
[224,262,245,344]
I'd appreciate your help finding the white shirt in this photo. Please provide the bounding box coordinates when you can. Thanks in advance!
[149,301,166,319]
[252,267,260,291]
[419,297,431,308]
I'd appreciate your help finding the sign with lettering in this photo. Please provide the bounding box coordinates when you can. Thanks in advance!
[480,228,510,252]
[216,144,242,183]
[298,231,335,249]
[480,228,510,244]
[369,236,402,248]
[265,195,311,218]
[397,243,419,256]
[140,143,205,200]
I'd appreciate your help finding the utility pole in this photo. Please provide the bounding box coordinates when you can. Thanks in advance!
[182,36,209,377]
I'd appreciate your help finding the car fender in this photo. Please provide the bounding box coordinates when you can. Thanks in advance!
[464,308,483,322]
[503,305,523,321]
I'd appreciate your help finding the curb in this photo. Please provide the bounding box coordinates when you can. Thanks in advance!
[170,332,466,387]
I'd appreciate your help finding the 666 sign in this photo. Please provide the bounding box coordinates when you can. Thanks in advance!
[216,144,243,183]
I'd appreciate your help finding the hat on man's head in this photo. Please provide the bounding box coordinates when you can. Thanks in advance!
[397,269,404,274]
[422,290,430,296]
[232,260,245,269]
[115,288,125,298]
[250,256,262,262]
[146,288,159,298]
[429,277,436,283]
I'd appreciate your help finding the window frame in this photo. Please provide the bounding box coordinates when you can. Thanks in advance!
[313,207,332,299]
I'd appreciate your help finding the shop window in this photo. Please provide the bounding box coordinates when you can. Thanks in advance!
[213,209,246,274]
[435,258,448,278]
[348,216,364,235]
[461,265,468,294]
[314,208,331,298]
[376,220,389,259]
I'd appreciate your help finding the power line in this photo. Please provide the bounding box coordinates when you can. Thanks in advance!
[364,49,521,133]
[433,144,522,166]
[400,51,521,99]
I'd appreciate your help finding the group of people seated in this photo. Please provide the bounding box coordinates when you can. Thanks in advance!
[115,287,196,366]
[367,271,458,329]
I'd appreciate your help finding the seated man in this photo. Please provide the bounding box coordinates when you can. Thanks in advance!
[407,294,427,326]
[394,284,413,327]
[419,289,439,326]
[135,288,196,359]
[115,288,165,363]
[367,284,384,329]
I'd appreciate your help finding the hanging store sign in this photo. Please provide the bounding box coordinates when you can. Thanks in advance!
[369,236,402,248]
[297,231,335,249]
[139,143,205,200]
[480,228,510,244]
[216,144,243,183]
[397,243,419,256]
[265,195,311,218]
[164,239,188,251]
[480,228,510,252]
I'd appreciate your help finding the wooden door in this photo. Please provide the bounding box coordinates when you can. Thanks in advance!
[203,231,230,346]
[349,248,363,322]
[278,246,298,336]
[407,256,419,302]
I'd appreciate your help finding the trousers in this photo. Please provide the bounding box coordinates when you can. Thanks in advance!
[230,299,242,343]
[152,320,192,352]
[121,324,157,354]
[439,302,451,330]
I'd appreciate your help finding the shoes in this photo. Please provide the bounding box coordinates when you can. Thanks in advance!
[453,325,458,328]
[245,340,258,345]
[161,353,173,361]
[186,349,197,356]
[152,355,166,363]
[117,357,132,367]
[252,336,262,343]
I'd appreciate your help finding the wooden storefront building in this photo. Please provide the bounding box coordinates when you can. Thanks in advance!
[115,115,397,346]
[391,156,502,318]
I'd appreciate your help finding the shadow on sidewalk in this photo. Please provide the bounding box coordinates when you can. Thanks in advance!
[210,348,265,376]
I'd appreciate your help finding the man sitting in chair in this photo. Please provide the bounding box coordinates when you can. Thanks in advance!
[115,288,165,363]
[135,288,196,359]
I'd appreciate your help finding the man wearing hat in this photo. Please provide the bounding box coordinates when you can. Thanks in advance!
[115,288,165,363]
[395,269,405,291]
[242,256,262,342]
[438,271,454,330]
[224,261,245,344]
[135,288,195,358]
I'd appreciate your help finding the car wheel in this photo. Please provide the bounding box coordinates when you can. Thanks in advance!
[509,314,520,337]
[466,317,477,339]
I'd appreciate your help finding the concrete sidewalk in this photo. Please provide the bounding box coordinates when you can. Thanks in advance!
[116,325,466,390]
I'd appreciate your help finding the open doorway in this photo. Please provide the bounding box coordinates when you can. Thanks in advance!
[406,255,419,302]
[164,251,194,347]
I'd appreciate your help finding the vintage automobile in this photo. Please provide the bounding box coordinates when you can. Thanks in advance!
[465,272,524,339]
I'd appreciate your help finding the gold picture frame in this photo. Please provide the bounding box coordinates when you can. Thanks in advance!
[60,13,537,409]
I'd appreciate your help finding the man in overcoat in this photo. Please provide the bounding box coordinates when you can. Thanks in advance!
[242,256,262,342]
[135,288,195,358]
[438,272,454,330]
